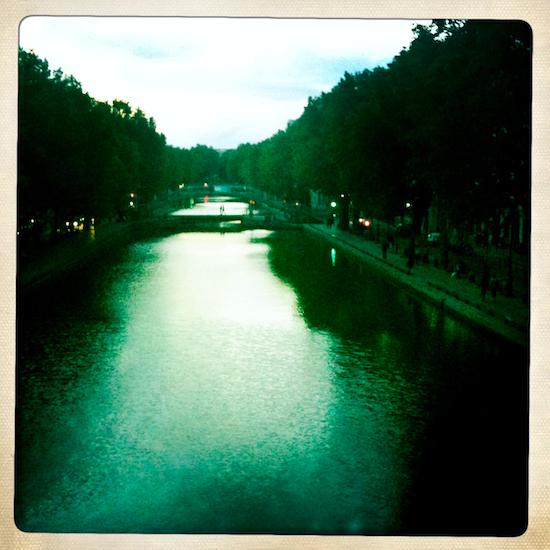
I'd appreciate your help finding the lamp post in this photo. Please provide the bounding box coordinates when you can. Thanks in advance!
[405,199,415,273]
[338,193,350,231]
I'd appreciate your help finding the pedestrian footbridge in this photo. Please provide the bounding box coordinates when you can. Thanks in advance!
[152,212,297,233]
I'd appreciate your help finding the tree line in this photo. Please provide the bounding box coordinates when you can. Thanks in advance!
[18,48,222,238]
[19,19,531,264]
[221,20,531,260]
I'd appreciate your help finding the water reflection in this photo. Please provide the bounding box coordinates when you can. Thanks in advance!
[16,230,527,534]
[267,231,527,535]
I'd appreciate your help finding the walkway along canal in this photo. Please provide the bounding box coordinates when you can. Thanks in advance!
[16,215,528,534]
[304,224,529,348]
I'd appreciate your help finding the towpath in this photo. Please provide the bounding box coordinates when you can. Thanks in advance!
[305,223,528,347]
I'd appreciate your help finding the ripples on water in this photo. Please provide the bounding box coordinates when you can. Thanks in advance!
[16,230,527,534]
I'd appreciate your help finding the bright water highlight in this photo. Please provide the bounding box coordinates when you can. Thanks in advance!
[16,230,527,534]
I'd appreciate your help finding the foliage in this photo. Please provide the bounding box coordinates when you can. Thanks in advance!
[18,48,222,234]
[19,20,531,252]
[220,20,531,246]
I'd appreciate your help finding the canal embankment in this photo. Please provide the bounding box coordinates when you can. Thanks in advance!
[18,211,299,292]
[304,223,529,347]
[18,203,528,348]
[19,221,139,291]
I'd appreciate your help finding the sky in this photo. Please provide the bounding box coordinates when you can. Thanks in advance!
[19,17,428,150]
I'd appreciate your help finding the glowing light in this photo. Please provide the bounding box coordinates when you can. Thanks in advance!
[204,182,208,188]
[364,219,371,227]
[340,194,345,198]
[130,192,135,198]
[65,221,70,227]
[406,202,412,208]
[330,248,336,267]
[129,201,134,207]
[30,218,35,224]
[73,221,78,227]
[330,201,337,208]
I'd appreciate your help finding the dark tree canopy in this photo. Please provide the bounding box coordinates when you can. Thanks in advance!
[220,20,531,246]
[18,48,222,234]
[19,20,531,256]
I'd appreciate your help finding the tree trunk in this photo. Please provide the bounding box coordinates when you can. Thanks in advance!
[440,214,449,270]
[505,213,515,297]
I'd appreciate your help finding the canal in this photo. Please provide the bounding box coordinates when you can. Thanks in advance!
[16,227,528,535]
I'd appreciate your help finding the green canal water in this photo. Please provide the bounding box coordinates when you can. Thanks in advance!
[16,229,527,534]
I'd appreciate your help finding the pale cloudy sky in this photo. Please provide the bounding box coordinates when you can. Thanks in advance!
[19,17,428,150]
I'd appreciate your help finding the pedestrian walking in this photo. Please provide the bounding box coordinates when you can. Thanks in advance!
[406,248,414,274]
[481,266,489,301]
[388,232,395,250]
[489,276,497,299]
[381,238,389,260]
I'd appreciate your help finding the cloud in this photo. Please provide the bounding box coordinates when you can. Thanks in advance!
[129,45,178,60]
[19,17,427,149]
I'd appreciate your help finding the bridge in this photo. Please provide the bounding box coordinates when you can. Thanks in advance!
[148,185,303,232]
[142,183,315,233]
[148,197,298,233]
[153,213,300,233]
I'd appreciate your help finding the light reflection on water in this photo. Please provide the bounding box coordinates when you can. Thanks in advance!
[171,198,249,217]
[16,230,527,534]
